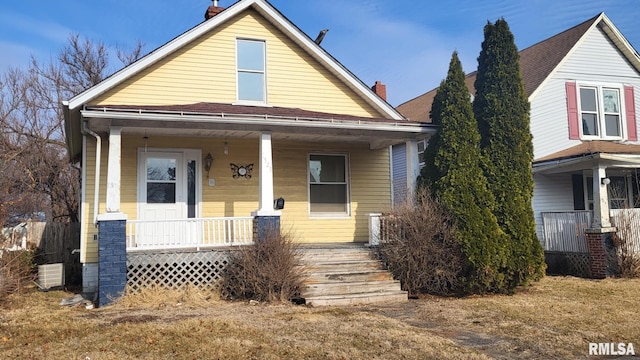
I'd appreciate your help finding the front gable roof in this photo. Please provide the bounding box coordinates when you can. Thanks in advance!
[64,0,409,157]
[396,13,640,122]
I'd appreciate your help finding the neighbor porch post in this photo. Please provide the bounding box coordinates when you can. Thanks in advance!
[96,126,127,307]
[585,164,616,279]
[252,132,281,239]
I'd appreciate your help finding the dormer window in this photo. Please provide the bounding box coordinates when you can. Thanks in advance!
[236,39,266,103]
[579,85,622,139]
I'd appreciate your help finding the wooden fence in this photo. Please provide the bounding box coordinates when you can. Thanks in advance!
[1,221,81,287]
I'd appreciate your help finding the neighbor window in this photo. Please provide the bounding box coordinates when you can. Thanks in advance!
[417,140,426,168]
[237,39,265,102]
[308,154,349,215]
[579,86,622,139]
[584,173,640,210]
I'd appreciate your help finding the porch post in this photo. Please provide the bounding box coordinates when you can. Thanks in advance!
[97,126,127,307]
[252,132,281,239]
[592,165,611,228]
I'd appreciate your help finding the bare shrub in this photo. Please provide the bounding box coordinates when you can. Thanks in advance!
[222,231,305,303]
[611,209,640,278]
[376,188,463,296]
[0,249,36,300]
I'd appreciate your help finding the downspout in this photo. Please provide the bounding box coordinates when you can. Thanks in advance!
[81,120,101,225]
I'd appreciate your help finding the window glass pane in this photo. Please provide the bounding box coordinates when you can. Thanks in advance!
[586,177,593,201]
[582,114,598,136]
[580,88,597,111]
[237,40,264,71]
[238,72,264,101]
[603,89,620,113]
[310,184,347,212]
[147,158,176,181]
[309,155,345,182]
[147,183,176,204]
[187,160,196,218]
[605,115,620,137]
[609,176,627,209]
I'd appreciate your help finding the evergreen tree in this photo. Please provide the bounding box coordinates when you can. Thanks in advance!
[473,19,545,287]
[421,52,508,293]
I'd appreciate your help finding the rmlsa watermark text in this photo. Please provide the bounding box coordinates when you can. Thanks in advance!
[589,342,635,356]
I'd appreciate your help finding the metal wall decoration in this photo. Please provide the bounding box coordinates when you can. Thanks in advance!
[230,163,253,179]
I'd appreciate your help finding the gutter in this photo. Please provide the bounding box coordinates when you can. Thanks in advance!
[80,108,435,134]
[81,121,101,225]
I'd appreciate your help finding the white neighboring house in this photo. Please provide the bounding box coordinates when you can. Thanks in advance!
[396,13,640,255]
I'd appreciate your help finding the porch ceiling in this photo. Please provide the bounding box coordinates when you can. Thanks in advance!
[81,104,436,149]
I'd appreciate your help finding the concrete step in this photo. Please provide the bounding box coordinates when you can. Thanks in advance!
[304,291,408,307]
[301,280,402,297]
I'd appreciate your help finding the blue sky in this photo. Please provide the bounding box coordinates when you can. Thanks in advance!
[1,0,639,106]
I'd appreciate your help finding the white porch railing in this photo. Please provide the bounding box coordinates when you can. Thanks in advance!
[126,217,254,251]
[541,211,591,252]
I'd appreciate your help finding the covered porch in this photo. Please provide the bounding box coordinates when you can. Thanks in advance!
[533,146,640,276]
[79,103,434,305]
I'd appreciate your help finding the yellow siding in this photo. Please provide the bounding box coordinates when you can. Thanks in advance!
[81,136,391,261]
[92,9,384,118]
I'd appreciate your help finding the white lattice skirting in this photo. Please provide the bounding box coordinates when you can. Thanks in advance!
[127,250,232,292]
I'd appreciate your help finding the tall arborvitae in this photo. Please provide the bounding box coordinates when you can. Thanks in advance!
[473,19,545,287]
[421,52,508,293]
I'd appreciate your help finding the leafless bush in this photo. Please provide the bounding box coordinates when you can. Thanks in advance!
[611,209,640,278]
[0,250,36,300]
[222,231,305,303]
[376,188,463,296]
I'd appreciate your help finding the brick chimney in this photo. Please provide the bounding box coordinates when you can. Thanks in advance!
[205,0,225,20]
[371,81,387,101]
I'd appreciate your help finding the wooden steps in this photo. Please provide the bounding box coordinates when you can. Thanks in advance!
[298,244,407,306]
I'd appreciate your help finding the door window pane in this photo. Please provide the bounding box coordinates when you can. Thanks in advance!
[187,160,196,218]
[147,183,176,204]
[146,157,177,204]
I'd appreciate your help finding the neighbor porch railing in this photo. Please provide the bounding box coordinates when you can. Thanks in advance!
[126,217,254,251]
[541,211,591,252]
[610,209,640,253]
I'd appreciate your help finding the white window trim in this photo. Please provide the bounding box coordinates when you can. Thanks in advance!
[234,38,268,105]
[577,82,627,141]
[136,148,202,220]
[307,153,351,218]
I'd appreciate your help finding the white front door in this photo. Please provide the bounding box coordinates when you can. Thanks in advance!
[141,152,185,220]
[137,150,200,247]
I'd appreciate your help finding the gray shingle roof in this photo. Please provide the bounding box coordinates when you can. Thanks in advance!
[396,14,601,122]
